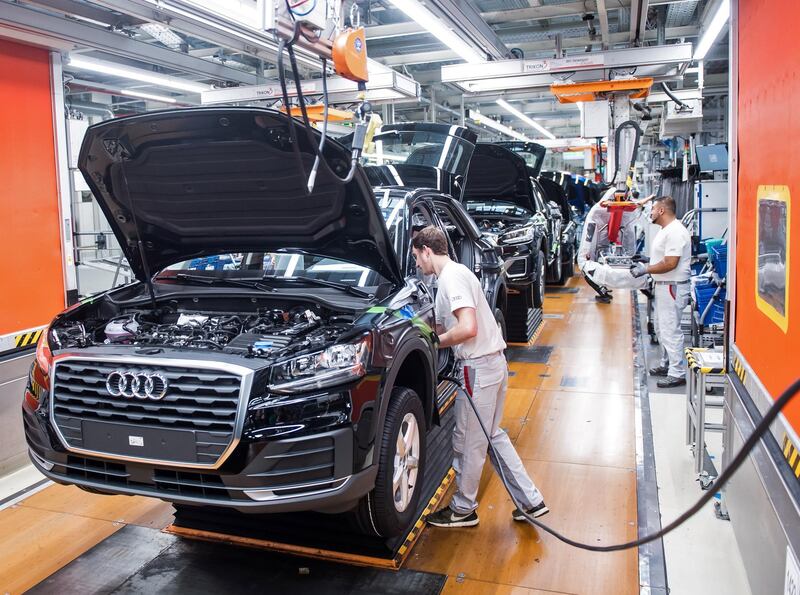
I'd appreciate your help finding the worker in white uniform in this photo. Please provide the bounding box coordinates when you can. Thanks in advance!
[410,226,548,528]
[630,196,692,388]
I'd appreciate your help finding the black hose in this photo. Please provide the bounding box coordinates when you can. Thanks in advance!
[611,120,642,188]
[661,82,691,111]
[441,374,800,552]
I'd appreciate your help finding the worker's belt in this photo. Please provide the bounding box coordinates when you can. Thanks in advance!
[457,350,504,364]
[653,279,690,285]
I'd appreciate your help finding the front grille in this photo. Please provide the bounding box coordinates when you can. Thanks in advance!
[153,469,229,499]
[52,359,245,467]
[507,257,528,278]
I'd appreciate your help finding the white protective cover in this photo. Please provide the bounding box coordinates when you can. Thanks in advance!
[583,261,649,290]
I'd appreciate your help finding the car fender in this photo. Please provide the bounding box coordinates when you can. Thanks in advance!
[374,330,436,436]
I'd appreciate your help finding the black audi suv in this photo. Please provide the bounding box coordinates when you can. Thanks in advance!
[22,108,503,538]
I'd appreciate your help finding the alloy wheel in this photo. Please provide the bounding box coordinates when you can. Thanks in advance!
[392,412,421,512]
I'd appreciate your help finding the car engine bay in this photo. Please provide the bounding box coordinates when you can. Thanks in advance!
[50,301,358,361]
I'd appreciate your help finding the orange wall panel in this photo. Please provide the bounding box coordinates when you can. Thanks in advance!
[737,0,800,426]
[0,39,66,335]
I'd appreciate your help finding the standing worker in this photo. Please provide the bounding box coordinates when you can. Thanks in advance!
[630,196,692,388]
[410,226,548,528]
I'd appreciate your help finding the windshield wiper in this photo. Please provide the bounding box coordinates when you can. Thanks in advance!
[262,275,374,298]
[162,273,275,292]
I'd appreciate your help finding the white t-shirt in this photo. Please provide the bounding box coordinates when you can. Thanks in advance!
[650,219,691,281]
[435,261,506,360]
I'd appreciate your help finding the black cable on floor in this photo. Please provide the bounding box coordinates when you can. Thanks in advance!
[440,374,800,552]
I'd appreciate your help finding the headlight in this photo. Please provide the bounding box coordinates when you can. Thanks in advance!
[269,336,371,394]
[499,225,534,245]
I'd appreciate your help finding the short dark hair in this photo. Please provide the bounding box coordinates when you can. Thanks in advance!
[653,195,676,214]
[411,225,449,255]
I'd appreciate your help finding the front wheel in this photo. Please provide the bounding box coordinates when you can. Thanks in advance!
[532,250,546,308]
[556,244,575,285]
[357,387,427,537]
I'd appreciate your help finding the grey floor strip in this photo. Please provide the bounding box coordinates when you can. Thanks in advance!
[632,292,669,594]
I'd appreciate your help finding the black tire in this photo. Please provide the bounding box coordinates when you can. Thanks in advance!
[556,244,574,285]
[532,250,546,308]
[353,387,427,537]
[547,244,563,284]
[494,308,507,342]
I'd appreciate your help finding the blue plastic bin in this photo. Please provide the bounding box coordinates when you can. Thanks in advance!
[707,243,728,279]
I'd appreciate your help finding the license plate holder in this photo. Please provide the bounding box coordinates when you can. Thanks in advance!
[81,420,197,463]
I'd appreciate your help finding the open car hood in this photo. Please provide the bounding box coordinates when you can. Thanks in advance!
[495,141,547,177]
[462,143,535,212]
[78,107,402,286]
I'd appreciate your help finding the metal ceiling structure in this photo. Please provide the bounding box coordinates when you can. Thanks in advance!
[0,0,727,144]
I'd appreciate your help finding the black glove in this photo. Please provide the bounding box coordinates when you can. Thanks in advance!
[631,254,650,263]
[430,331,441,348]
[629,263,648,278]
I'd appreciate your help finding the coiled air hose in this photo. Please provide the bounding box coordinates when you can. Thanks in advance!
[440,374,800,552]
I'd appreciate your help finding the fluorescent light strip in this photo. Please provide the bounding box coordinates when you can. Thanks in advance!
[386,0,485,63]
[471,110,531,141]
[68,56,210,93]
[120,89,178,104]
[693,0,730,61]
[496,99,556,140]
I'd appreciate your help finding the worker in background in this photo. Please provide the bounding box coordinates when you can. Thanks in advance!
[630,196,691,388]
[411,226,548,528]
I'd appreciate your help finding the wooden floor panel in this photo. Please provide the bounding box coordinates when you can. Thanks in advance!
[19,484,174,529]
[514,390,635,470]
[500,388,539,442]
[0,505,120,594]
[441,576,574,594]
[407,459,638,595]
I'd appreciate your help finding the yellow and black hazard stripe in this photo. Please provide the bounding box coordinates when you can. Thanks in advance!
[782,434,800,480]
[731,356,747,384]
[685,347,725,374]
[14,329,43,349]
[394,468,456,566]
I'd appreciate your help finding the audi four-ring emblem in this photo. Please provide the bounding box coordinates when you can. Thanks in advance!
[106,371,168,400]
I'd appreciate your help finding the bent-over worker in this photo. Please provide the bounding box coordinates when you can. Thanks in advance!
[411,226,548,528]
[630,196,691,388]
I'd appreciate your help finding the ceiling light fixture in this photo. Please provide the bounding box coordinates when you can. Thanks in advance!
[496,99,556,140]
[693,0,730,61]
[67,56,210,93]
[386,0,485,63]
[471,110,531,141]
[140,22,185,49]
[120,89,178,103]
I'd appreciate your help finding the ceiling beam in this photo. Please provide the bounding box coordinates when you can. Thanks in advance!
[425,0,509,60]
[629,0,651,43]
[0,0,260,85]
[379,26,699,66]
[21,0,144,27]
[596,0,610,49]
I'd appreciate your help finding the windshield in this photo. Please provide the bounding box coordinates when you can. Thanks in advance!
[362,129,474,177]
[160,252,387,288]
[465,200,532,218]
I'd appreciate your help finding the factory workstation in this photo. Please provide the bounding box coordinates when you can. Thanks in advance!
[1,0,798,593]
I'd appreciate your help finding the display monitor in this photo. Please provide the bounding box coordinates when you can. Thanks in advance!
[696,144,729,171]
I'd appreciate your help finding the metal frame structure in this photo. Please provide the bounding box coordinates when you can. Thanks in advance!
[441,44,693,95]
[201,68,420,105]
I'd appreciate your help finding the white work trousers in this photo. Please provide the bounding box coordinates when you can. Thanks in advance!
[654,282,691,378]
[450,353,544,515]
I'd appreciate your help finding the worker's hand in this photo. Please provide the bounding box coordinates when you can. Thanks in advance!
[631,254,650,263]
[430,331,441,348]
[629,263,648,278]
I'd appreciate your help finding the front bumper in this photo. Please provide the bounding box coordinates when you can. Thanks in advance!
[26,423,376,514]
[23,368,379,514]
